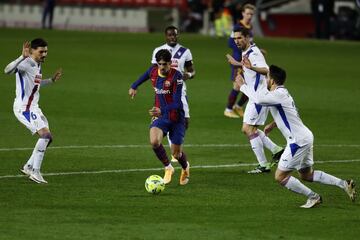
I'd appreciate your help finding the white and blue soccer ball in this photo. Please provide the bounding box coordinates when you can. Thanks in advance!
[145,175,165,194]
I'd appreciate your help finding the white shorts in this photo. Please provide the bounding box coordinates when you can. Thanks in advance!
[13,106,49,135]
[278,143,314,171]
[243,101,269,126]
[182,83,190,118]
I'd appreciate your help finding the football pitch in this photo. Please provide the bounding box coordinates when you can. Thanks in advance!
[0,28,360,239]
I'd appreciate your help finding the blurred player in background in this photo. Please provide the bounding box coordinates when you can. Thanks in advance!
[4,38,62,184]
[129,49,190,185]
[224,3,255,118]
[227,28,283,173]
[42,0,56,29]
[151,25,195,162]
[236,65,356,208]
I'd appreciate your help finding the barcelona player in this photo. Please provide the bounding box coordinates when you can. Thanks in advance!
[129,49,190,185]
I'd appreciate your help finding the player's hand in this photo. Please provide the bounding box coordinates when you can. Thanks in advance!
[22,41,30,58]
[264,122,276,136]
[242,56,252,69]
[52,68,62,82]
[129,88,137,99]
[149,107,161,117]
[226,54,242,67]
[234,73,245,88]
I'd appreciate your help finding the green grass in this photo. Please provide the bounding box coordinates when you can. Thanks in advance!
[0,28,360,240]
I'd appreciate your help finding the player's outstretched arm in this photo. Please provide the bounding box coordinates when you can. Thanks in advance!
[129,88,137,99]
[52,68,63,82]
[226,54,242,67]
[41,68,63,86]
[242,56,268,75]
[4,41,30,74]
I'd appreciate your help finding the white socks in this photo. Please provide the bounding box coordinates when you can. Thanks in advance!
[313,170,346,189]
[249,134,267,166]
[257,130,280,154]
[31,138,50,170]
[283,176,314,197]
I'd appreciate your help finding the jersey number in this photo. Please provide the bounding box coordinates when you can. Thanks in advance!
[31,112,37,120]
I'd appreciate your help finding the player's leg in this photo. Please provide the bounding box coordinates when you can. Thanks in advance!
[14,107,51,183]
[224,81,240,118]
[169,119,189,185]
[257,129,284,164]
[277,144,321,208]
[243,124,270,173]
[29,127,52,184]
[299,145,356,202]
[233,93,248,117]
[150,121,174,184]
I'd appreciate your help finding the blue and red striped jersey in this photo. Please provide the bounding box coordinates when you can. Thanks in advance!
[131,65,184,122]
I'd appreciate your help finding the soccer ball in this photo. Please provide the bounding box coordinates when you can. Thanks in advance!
[145,175,165,194]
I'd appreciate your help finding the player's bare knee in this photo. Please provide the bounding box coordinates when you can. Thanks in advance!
[299,167,313,182]
[150,139,161,148]
[275,174,285,183]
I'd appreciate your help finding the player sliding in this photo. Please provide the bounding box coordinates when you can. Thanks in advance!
[236,65,356,208]
[129,49,190,185]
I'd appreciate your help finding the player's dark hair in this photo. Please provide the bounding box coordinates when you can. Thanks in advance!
[269,65,286,85]
[233,27,250,37]
[31,38,48,49]
[165,25,178,34]
[155,49,172,63]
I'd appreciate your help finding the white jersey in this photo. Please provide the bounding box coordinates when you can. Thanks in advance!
[240,85,313,146]
[242,44,268,92]
[151,43,193,74]
[14,57,42,110]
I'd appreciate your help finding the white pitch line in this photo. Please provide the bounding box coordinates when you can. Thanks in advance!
[0,143,360,152]
[0,159,359,180]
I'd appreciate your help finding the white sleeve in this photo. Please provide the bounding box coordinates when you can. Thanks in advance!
[185,49,193,62]
[249,51,268,69]
[151,48,157,64]
[240,84,281,105]
[4,55,26,74]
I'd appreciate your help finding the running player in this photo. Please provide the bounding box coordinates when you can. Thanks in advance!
[129,49,190,185]
[236,64,356,208]
[4,39,62,184]
[151,26,195,162]
[227,28,283,173]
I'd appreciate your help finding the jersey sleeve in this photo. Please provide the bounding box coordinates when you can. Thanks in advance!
[249,49,268,69]
[131,66,153,89]
[4,56,27,74]
[151,48,158,64]
[240,84,282,106]
[184,49,193,62]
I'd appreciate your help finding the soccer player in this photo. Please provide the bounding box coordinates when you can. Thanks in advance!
[129,49,190,185]
[224,4,255,118]
[4,39,62,184]
[227,28,283,173]
[151,25,195,162]
[236,65,356,208]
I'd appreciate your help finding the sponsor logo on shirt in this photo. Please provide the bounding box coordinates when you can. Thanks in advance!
[154,87,170,94]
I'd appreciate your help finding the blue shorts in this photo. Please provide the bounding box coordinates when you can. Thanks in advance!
[150,118,185,145]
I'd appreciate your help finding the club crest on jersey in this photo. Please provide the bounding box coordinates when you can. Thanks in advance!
[164,80,171,87]
[34,74,42,84]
